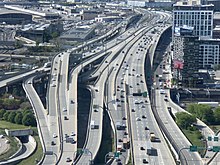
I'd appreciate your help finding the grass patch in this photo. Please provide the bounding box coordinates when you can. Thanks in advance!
[0,120,41,162]
[182,128,206,156]
[0,120,30,130]
[0,136,20,161]
[18,136,43,165]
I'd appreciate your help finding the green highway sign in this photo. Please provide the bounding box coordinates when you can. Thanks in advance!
[189,145,197,152]
[208,136,212,141]
[214,136,219,142]
[114,152,120,158]
[142,91,148,97]
[213,146,220,152]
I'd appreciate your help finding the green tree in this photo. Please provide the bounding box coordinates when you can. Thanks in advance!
[187,104,214,124]
[8,111,16,123]
[3,111,11,121]
[214,107,220,124]
[15,112,23,124]
[0,109,6,118]
[22,113,37,127]
[176,112,197,129]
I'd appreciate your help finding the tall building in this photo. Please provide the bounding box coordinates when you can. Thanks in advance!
[173,3,214,39]
[172,1,215,84]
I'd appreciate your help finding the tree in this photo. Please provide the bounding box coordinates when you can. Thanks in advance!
[0,109,6,118]
[187,104,214,124]
[214,107,220,124]
[22,113,37,127]
[8,111,16,123]
[3,111,11,121]
[15,112,23,124]
[176,112,197,129]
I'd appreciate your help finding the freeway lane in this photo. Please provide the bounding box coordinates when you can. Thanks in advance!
[23,77,58,164]
[155,89,202,165]
[125,32,175,165]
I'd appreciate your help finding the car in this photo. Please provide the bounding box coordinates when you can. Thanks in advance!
[53,133,57,138]
[64,116,68,120]
[116,98,120,102]
[132,109,135,112]
[143,159,148,164]
[135,100,139,104]
[51,84,56,87]
[122,117,126,120]
[5,140,10,144]
[208,146,213,151]
[132,69,135,71]
[71,100,74,104]
[27,81,32,84]
[136,117,141,121]
[142,115,146,119]
[52,78,56,81]
[137,83,140,86]
[130,85,133,88]
[140,80,144,83]
[94,109,98,112]
[117,104,121,107]
[124,132,128,135]
[63,107,67,112]
[140,146,145,150]
[66,157,72,162]
[117,88,120,91]
[95,89,98,92]
[0,135,4,138]
[142,105,145,108]
[51,141,56,145]
[65,134,69,138]
[145,127,149,130]
[164,98,168,102]
[70,132,76,136]
[118,139,123,142]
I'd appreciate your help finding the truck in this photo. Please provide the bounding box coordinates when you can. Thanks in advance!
[91,120,95,129]
[150,132,156,142]
[146,141,157,156]
[123,138,130,149]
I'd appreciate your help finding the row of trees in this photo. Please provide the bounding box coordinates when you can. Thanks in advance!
[0,109,37,127]
[187,104,220,125]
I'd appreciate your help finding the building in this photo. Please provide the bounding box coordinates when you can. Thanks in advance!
[199,38,220,69]
[16,22,63,43]
[127,0,173,7]
[172,1,215,84]
[59,25,95,42]
[181,36,200,84]
[173,3,214,39]
[0,8,32,24]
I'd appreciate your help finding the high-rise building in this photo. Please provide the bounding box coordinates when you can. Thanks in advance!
[172,1,215,83]
[173,3,214,39]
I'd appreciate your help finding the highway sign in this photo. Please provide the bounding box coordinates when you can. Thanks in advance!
[143,91,148,97]
[114,152,120,158]
[189,145,197,152]
[214,136,219,142]
[213,146,220,152]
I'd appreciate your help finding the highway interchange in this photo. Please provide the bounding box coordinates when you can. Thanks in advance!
[1,8,220,165]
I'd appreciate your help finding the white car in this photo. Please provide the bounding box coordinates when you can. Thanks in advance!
[136,117,141,121]
[70,132,76,136]
[53,133,57,138]
[63,107,67,112]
